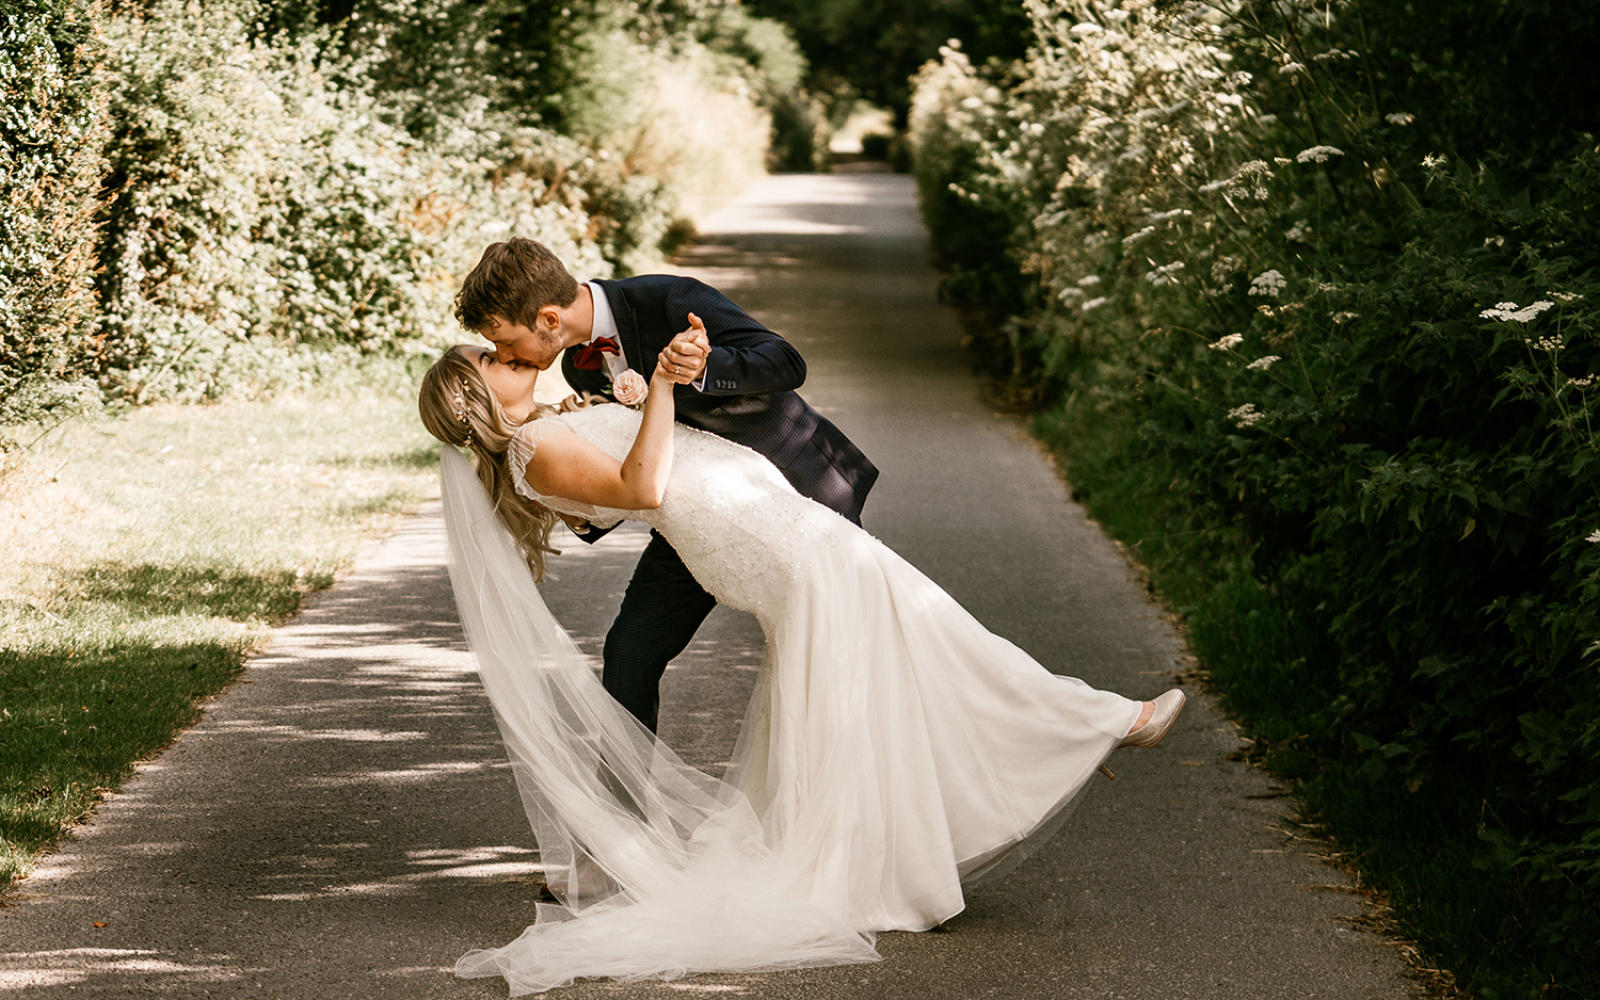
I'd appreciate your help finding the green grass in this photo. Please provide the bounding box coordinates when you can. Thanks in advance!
[0,388,439,890]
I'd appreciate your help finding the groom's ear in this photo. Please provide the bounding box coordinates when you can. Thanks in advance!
[536,304,562,333]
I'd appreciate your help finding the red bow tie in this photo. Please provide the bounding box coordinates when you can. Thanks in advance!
[572,336,621,371]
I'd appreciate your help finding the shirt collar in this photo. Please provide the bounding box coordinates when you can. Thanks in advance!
[585,281,618,346]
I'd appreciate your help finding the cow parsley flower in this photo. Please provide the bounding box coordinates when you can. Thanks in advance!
[1081,297,1109,313]
[1145,261,1186,286]
[1588,529,1600,544]
[1246,355,1281,371]
[1479,300,1554,323]
[1295,145,1344,164]
[1227,402,1264,428]
[1209,333,1245,351]
[1249,269,1287,297]
[1421,153,1447,169]
[1549,290,1583,303]
[1077,274,1102,287]
[1385,112,1415,125]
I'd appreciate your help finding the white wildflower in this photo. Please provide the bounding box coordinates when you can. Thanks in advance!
[1081,297,1109,313]
[1122,225,1158,247]
[1332,311,1360,324]
[1209,333,1245,351]
[1484,236,1505,247]
[1145,261,1186,286]
[1077,274,1102,287]
[1571,375,1597,389]
[1258,113,1279,125]
[961,96,985,110]
[1070,22,1104,36]
[1285,220,1312,242]
[1531,335,1564,352]
[1296,145,1344,164]
[1588,529,1600,544]
[1549,291,1583,303]
[1421,153,1447,169]
[1227,402,1264,428]
[1057,286,1086,301]
[1278,62,1307,75]
[1247,355,1282,371]
[1480,300,1554,323]
[1385,112,1415,125]
[1249,269,1287,297]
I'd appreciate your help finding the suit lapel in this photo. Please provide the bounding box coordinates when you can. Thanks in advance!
[595,280,649,377]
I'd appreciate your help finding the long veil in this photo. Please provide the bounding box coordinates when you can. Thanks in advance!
[438,447,878,994]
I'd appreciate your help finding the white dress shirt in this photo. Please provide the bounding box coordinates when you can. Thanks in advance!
[584,281,707,391]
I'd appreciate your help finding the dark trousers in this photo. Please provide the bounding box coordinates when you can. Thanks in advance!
[602,532,718,732]
[602,504,863,732]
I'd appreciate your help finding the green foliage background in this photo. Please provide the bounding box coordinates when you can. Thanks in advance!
[909,1,1598,996]
[0,0,817,432]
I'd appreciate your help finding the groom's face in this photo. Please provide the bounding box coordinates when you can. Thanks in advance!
[482,312,564,370]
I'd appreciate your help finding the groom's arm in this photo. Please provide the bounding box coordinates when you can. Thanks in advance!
[666,278,805,396]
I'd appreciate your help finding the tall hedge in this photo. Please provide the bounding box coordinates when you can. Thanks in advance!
[1,0,808,427]
[911,1,1598,996]
[0,0,106,424]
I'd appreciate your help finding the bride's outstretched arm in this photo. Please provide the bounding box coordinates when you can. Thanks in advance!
[521,363,682,510]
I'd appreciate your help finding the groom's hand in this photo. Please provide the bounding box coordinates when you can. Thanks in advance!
[659,313,710,385]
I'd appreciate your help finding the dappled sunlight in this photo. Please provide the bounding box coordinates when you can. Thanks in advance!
[0,949,248,989]
[252,844,541,902]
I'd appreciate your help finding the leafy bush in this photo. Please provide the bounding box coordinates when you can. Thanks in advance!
[1,0,813,425]
[0,0,108,425]
[911,1,1599,995]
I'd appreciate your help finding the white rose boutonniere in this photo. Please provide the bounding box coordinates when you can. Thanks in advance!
[612,369,649,407]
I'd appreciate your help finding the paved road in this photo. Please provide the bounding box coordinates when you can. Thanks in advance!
[0,175,1414,999]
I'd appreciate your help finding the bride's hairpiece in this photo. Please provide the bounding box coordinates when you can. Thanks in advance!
[453,376,472,441]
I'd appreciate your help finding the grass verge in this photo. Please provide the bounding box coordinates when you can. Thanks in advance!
[0,385,439,891]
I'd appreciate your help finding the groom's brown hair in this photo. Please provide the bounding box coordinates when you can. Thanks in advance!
[454,238,580,333]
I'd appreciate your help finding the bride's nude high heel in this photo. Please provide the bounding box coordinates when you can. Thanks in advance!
[1096,689,1186,779]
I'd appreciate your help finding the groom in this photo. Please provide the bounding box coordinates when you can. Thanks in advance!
[454,237,879,731]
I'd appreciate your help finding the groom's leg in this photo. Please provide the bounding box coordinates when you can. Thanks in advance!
[602,531,717,732]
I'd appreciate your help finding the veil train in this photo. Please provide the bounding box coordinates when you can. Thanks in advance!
[439,447,878,993]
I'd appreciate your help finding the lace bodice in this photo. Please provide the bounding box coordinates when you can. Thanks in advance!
[506,404,849,619]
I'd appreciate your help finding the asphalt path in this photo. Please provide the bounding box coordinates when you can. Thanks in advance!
[0,174,1415,999]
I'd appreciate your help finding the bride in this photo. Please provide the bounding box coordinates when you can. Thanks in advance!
[417,340,1185,995]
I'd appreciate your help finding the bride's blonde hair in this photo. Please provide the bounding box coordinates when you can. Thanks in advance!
[418,346,593,581]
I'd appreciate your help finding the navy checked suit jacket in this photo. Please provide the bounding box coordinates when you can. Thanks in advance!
[560,275,879,532]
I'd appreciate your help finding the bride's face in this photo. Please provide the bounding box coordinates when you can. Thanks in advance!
[469,346,538,422]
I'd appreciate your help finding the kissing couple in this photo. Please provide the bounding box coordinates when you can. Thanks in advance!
[417,237,1186,994]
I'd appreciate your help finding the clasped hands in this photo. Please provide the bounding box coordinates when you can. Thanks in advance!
[654,312,710,386]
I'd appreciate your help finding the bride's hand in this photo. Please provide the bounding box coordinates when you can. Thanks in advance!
[657,313,709,385]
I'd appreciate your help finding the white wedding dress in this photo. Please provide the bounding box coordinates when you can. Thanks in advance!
[440,403,1141,994]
